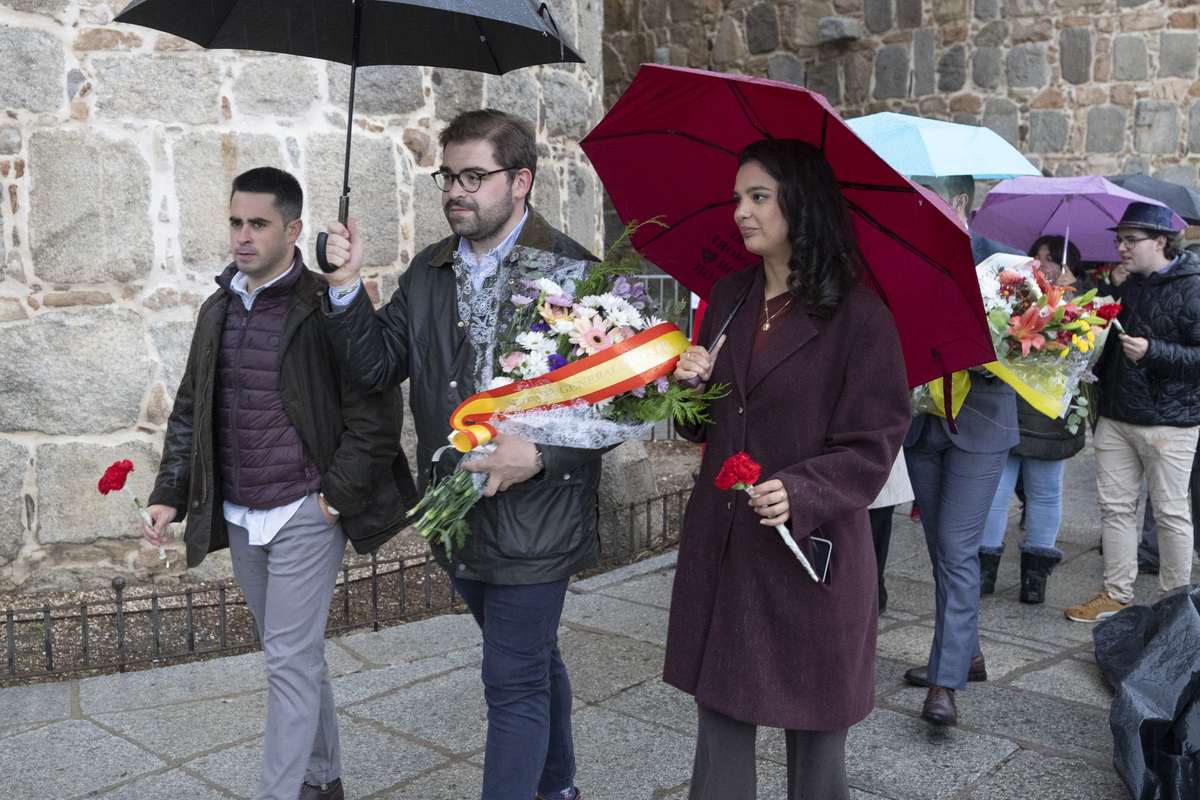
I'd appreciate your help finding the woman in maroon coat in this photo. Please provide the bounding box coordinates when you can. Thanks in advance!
[669,139,911,799]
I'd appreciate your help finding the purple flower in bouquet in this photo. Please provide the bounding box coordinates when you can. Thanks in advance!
[632,385,646,398]
[532,320,551,333]
[511,293,535,306]
[610,275,651,310]
[547,353,568,370]
[654,375,670,393]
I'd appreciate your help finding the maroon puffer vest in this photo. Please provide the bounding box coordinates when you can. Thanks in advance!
[215,260,321,510]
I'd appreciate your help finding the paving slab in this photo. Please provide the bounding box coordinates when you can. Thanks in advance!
[846,707,1018,799]
[334,715,448,796]
[79,645,366,715]
[330,648,481,707]
[953,683,1113,763]
[336,612,481,666]
[559,628,664,704]
[560,592,669,645]
[1010,655,1114,710]
[183,737,263,798]
[571,704,696,798]
[598,676,697,734]
[374,760,483,799]
[346,666,487,754]
[1,719,167,800]
[92,768,235,800]
[594,569,675,608]
[571,550,677,592]
[94,691,268,760]
[962,749,1128,799]
[0,679,72,727]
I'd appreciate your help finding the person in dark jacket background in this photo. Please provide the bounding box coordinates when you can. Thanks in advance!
[318,110,597,800]
[141,167,409,800]
[1065,202,1200,623]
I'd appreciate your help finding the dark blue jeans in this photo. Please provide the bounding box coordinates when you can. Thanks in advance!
[452,576,575,800]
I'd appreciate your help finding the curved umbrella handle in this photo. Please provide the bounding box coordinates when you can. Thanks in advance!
[315,232,336,273]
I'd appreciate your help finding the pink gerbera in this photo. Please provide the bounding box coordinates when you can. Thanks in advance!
[568,314,613,355]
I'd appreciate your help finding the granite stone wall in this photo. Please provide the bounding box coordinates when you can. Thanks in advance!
[0,0,604,591]
[605,0,1200,186]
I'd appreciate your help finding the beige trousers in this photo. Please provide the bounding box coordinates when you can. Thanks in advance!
[1094,417,1199,603]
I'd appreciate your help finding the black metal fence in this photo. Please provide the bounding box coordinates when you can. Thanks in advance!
[2,487,691,685]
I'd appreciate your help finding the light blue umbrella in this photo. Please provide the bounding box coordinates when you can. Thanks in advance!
[846,112,1041,179]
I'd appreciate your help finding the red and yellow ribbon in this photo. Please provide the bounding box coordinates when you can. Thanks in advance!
[449,322,690,451]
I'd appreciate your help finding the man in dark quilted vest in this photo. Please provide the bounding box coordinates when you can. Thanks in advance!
[1067,202,1200,623]
[140,167,408,800]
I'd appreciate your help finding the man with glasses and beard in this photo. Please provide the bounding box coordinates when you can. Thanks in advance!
[318,109,595,800]
[1066,202,1200,622]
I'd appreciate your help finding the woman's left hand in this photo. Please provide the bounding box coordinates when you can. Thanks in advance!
[748,478,790,526]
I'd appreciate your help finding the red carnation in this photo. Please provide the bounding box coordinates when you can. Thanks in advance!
[98,460,135,495]
[715,452,761,490]
[1094,303,1122,323]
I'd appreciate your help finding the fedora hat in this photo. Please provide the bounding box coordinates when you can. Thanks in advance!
[1108,201,1182,234]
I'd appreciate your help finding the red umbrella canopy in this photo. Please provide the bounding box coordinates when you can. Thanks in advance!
[581,64,994,388]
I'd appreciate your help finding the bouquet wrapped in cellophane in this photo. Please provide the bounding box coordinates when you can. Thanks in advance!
[913,253,1121,430]
[409,224,724,557]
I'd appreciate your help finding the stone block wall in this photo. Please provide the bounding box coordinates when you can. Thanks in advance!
[605,0,1200,185]
[0,0,603,591]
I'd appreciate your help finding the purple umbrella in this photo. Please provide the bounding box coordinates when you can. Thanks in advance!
[970,175,1186,262]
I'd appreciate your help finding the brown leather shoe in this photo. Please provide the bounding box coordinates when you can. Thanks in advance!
[299,779,344,800]
[920,685,958,726]
[904,654,987,687]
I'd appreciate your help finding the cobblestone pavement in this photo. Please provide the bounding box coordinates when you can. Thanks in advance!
[1,448,1146,799]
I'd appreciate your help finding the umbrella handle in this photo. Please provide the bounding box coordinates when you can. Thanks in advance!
[679,282,753,389]
[315,195,350,274]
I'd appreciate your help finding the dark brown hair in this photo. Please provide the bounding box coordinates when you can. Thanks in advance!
[738,139,863,319]
[439,109,537,183]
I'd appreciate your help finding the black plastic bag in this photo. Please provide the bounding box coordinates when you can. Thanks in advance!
[1094,586,1200,800]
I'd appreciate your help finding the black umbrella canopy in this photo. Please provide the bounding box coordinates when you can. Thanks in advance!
[115,0,584,270]
[1105,173,1200,226]
[115,0,583,75]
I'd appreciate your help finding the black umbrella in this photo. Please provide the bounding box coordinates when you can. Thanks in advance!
[115,0,584,270]
[1105,173,1200,226]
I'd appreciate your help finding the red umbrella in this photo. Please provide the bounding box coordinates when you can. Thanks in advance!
[580,64,993,388]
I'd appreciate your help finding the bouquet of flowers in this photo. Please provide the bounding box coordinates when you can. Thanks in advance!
[99,459,169,567]
[913,254,1121,431]
[409,225,725,557]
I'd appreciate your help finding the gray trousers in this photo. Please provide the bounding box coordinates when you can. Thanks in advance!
[689,704,850,800]
[228,494,346,800]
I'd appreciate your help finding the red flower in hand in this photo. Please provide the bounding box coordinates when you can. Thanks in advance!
[1095,303,1122,323]
[98,460,135,495]
[715,452,761,490]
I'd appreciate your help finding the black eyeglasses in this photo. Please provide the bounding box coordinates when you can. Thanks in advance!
[1114,235,1153,248]
[432,167,513,193]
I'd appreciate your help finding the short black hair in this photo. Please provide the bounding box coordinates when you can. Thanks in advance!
[439,109,537,184]
[230,167,303,224]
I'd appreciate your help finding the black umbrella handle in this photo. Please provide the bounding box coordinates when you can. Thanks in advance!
[679,281,753,389]
[315,195,350,273]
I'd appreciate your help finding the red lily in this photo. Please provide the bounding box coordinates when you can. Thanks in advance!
[1008,305,1047,356]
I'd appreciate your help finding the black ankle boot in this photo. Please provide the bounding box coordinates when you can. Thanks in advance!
[979,548,1003,595]
[1019,547,1064,604]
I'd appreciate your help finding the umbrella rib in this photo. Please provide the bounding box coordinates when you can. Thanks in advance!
[639,200,736,247]
[582,129,742,156]
[842,197,954,280]
[838,181,920,194]
[727,81,771,139]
